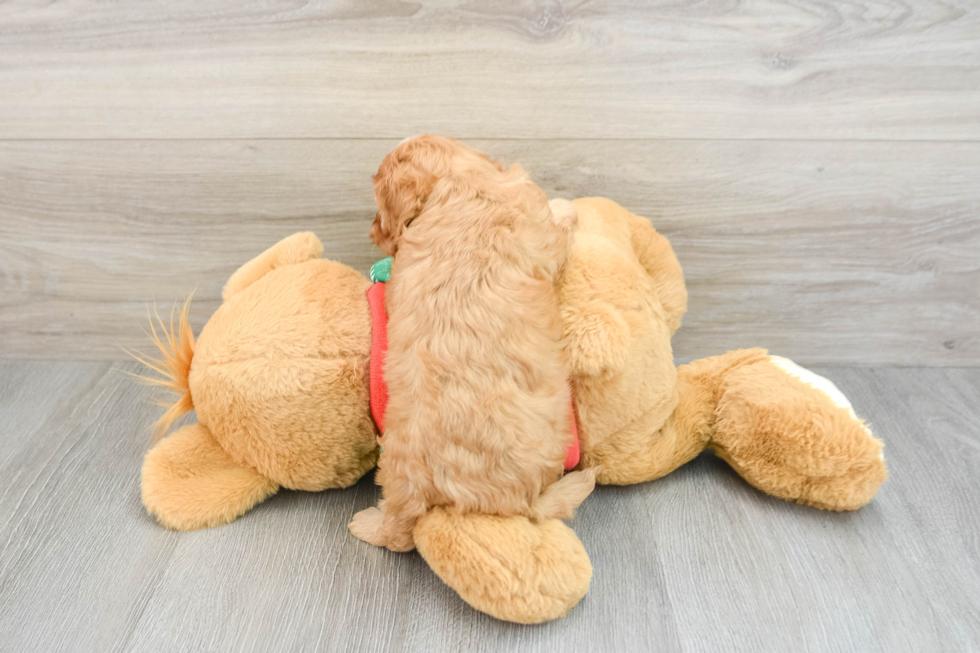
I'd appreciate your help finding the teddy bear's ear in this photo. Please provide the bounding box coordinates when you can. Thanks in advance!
[222,232,324,301]
[142,423,278,530]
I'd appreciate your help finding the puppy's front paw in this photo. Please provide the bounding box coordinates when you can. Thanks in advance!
[348,507,386,547]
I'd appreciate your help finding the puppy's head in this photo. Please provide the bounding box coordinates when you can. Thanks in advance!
[371,135,504,254]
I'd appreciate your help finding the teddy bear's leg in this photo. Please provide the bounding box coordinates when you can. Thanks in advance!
[590,349,772,485]
[221,231,324,300]
[413,508,592,624]
[693,351,888,511]
[142,422,279,530]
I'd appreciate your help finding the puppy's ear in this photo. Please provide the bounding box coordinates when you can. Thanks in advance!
[372,160,437,254]
[396,167,439,221]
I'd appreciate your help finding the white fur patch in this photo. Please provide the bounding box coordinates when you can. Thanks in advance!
[769,356,880,457]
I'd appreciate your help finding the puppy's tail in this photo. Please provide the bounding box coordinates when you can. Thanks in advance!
[529,467,598,522]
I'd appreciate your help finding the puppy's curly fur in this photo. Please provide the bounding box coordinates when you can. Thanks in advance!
[349,135,596,552]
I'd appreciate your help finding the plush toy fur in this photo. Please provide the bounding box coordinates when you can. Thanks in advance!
[139,198,887,623]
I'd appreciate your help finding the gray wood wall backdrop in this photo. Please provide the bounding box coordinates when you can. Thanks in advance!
[0,1,977,365]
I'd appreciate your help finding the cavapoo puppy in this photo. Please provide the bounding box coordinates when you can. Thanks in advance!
[348,135,596,552]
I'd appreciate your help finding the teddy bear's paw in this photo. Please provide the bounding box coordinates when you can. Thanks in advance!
[561,301,631,377]
[141,423,279,531]
[769,356,876,446]
[414,508,592,624]
[711,354,887,511]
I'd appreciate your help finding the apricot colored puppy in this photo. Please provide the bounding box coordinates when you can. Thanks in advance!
[349,136,595,552]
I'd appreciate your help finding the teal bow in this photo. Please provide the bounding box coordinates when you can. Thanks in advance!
[370,257,393,283]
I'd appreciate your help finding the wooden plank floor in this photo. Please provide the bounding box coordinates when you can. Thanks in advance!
[1,362,977,652]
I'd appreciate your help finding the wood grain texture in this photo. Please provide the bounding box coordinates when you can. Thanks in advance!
[1,363,978,652]
[0,362,183,652]
[2,139,976,364]
[1,0,979,140]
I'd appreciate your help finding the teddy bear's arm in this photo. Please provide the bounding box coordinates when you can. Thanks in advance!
[625,212,688,335]
[560,288,633,377]
[557,232,636,378]
[222,232,324,300]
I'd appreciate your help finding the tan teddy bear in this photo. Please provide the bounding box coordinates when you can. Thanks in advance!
[139,198,886,624]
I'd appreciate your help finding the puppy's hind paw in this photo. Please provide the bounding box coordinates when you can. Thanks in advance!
[548,198,579,232]
[348,507,386,547]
